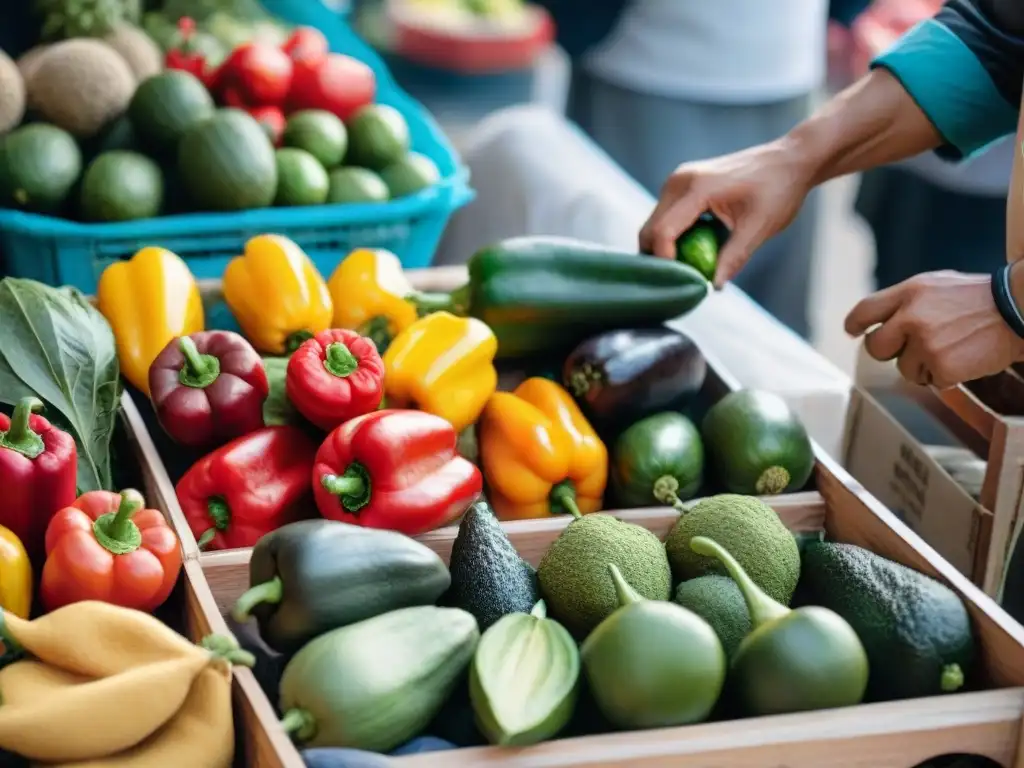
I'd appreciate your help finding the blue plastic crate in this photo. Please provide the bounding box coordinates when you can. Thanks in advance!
[0,0,472,292]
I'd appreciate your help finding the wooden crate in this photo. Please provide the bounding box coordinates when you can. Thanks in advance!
[853,349,1024,598]
[191,464,1024,768]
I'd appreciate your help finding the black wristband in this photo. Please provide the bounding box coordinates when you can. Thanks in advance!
[991,264,1024,339]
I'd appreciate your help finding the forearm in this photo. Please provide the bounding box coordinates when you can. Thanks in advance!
[782,68,943,187]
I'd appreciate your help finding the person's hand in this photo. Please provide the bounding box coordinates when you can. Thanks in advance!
[639,139,816,288]
[845,271,1024,389]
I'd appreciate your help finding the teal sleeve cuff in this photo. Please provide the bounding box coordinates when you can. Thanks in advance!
[870,19,1018,159]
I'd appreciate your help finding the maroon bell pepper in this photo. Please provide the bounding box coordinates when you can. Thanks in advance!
[0,397,77,563]
[149,331,270,450]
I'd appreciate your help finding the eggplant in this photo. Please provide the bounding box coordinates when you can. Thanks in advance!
[562,328,706,428]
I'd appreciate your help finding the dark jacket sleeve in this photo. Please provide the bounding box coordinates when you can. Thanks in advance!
[871,0,1022,158]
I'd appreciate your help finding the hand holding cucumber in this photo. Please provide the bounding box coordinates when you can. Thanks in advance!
[639,142,814,288]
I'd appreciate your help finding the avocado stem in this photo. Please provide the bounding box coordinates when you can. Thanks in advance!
[531,599,547,619]
[608,563,644,607]
[689,536,789,627]
[940,663,965,693]
[232,576,283,624]
[653,475,687,511]
[280,708,317,742]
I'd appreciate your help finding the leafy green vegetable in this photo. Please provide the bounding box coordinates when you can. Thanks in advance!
[0,278,122,492]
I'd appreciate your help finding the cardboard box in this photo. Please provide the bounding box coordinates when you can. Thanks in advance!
[845,345,1024,598]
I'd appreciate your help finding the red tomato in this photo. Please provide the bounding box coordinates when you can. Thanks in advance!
[219,42,293,107]
[287,53,375,121]
[282,26,329,65]
[249,105,287,145]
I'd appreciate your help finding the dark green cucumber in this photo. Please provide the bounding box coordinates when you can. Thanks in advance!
[701,389,814,496]
[611,412,704,509]
[412,236,709,358]
[232,519,451,654]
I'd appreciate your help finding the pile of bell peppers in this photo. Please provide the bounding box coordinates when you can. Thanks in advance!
[97,232,639,555]
[0,396,186,618]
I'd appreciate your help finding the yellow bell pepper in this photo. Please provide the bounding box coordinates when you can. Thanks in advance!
[478,377,607,520]
[327,248,418,352]
[382,311,497,433]
[223,234,333,355]
[0,524,31,619]
[97,247,204,395]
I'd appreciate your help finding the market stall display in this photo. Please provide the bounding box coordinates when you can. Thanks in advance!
[0,0,470,290]
[80,235,1024,767]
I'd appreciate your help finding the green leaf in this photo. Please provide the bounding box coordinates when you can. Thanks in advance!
[0,279,122,492]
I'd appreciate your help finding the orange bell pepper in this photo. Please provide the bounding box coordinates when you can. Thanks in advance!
[39,489,183,613]
[477,377,607,520]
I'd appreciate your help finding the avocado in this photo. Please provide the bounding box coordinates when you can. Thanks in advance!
[665,494,800,604]
[674,575,752,660]
[538,513,672,639]
[800,541,975,702]
[445,501,539,631]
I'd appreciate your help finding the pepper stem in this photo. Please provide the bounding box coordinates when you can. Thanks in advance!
[200,634,256,668]
[407,284,471,316]
[550,480,583,519]
[323,341,360,378]
[0,397,45,459]
[280,708,317,742]
[196,529,216,550]
[92,490,144,556]
[232,576,283,624]
[178,336,221,389]
[321,463,372,513]
[357,316,394,354]
[285,330,314,354]
[653,475,687,511]
[208,497,231,530]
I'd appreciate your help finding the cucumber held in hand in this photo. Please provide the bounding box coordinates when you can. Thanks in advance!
[690,536,868,716]
[611,412,704,510]
[409,237,710,358]
[232,519,451,654]
[279,606,479,751]
[563,328,706,429]
[702,389,814,495]
[581,564,725,729]
[470,600,579,746]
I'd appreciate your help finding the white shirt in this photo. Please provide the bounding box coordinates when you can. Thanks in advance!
[583,0,830,104]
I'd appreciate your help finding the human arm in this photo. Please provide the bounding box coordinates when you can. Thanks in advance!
[641,0,1024,285]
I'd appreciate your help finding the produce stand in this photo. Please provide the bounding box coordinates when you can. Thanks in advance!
[115,269,1024,768]
[846,346,1024,599]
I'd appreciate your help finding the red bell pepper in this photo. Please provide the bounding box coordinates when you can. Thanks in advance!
[282,26,329,65]
[165,17,212,85]
[176,426,318,551]
[217,41,293,107]
[40,489,182,612]
[0,397,77,564]
[287,53,375,121]
[286,329,384,432]
[312,409,482,535]
[149,331,269,450]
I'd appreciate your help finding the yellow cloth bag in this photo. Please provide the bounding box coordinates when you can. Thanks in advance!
[0,601,252,767]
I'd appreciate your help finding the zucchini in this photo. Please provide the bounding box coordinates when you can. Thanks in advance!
[232,519,451,654]
[611,412,704,509]
[411,236,709,358]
